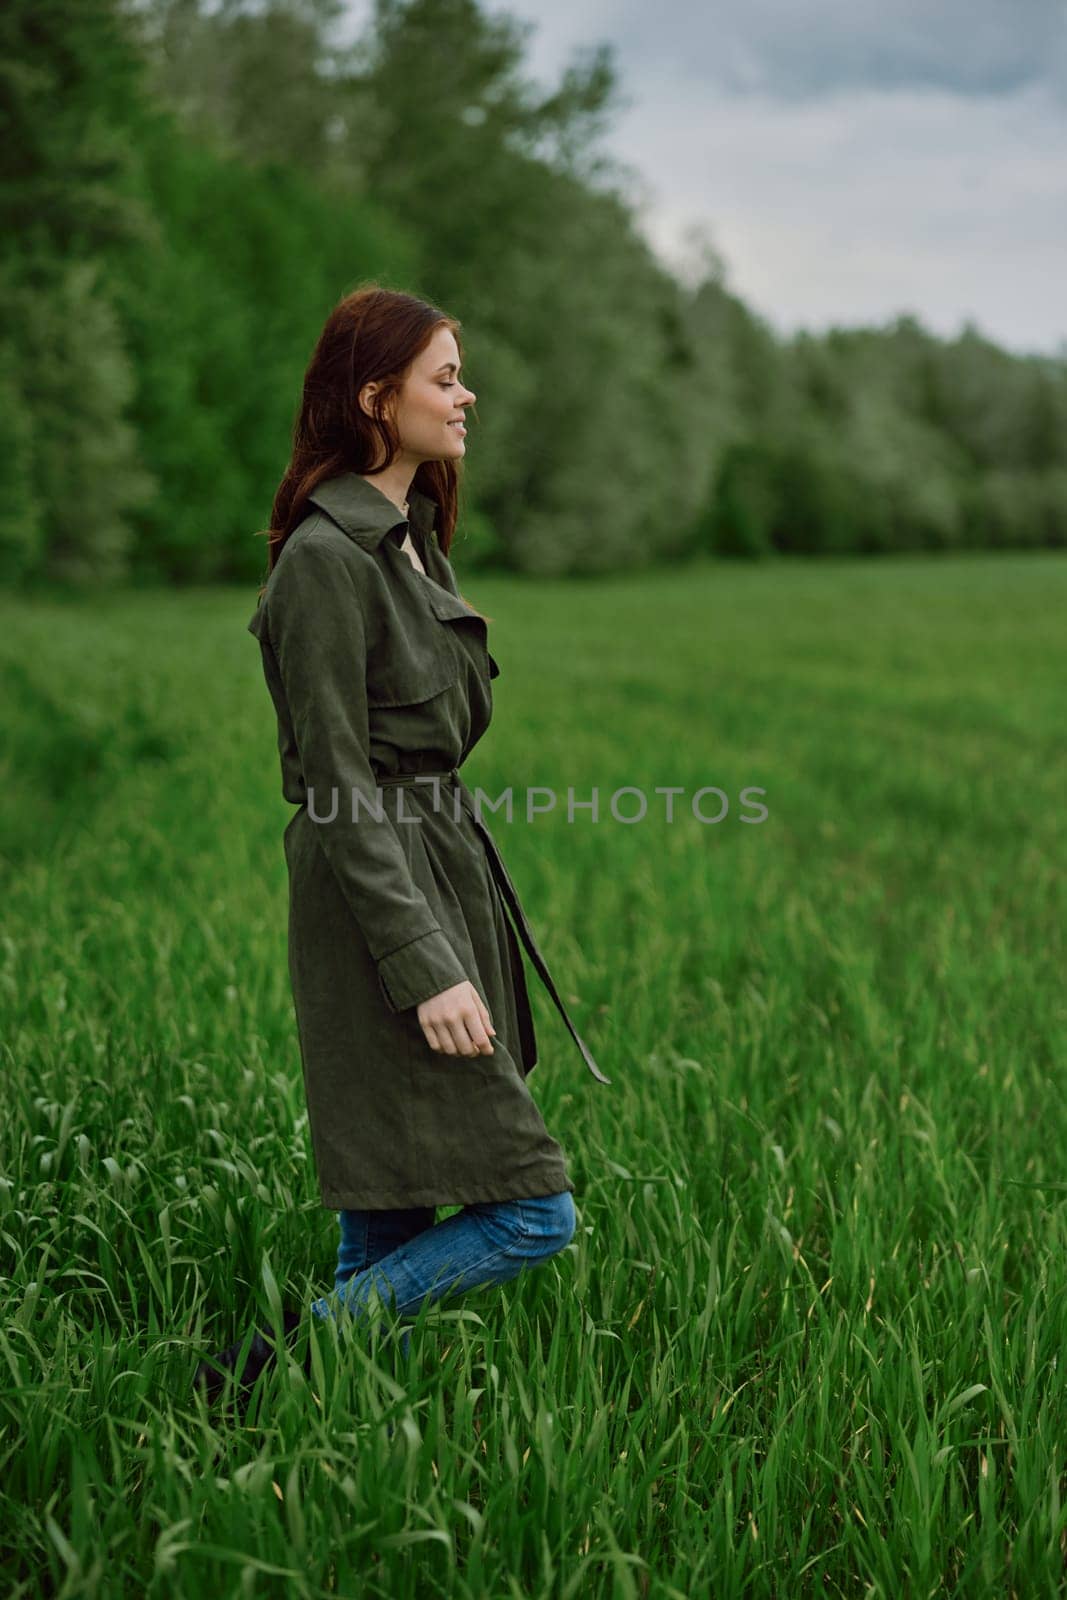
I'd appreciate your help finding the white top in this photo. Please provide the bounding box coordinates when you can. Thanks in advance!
[398,527,427,576]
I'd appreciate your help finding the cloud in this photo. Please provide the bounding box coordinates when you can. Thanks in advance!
[513,0,1067,104]
[337,0,1067,354]
[506,1,1067,353]
[612,73,1067,354]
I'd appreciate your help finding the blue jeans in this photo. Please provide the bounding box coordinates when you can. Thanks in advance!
[309,1191,576,1353]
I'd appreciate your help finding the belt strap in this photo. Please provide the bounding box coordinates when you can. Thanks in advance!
[375,768,611,1086]
[375,768,460,786]
[464,803,612,1085]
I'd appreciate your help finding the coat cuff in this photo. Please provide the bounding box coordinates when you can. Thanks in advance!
[376,928,470,1013]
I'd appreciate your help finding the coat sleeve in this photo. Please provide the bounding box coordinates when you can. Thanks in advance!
[266,534,470,1013]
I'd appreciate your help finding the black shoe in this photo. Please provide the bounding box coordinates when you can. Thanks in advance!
[194,1309,307,1407]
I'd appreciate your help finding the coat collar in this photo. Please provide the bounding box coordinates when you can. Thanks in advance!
[307,471,438,552]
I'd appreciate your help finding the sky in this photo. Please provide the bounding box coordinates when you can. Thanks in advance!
[337,0,1067,359]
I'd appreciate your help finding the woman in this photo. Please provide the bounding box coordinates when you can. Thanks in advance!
[195,285,610,1404]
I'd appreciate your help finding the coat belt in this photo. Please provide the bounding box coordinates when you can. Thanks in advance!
[375,767,611,1086]
[375,768,462,787]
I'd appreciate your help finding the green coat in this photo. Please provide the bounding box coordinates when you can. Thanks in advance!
[247,471,609,1210]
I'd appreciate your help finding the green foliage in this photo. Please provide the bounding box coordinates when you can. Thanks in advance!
[0,334,44,578]
[1,0,1065,584]
[107,113,419,580]
[0,0,157,583]
[11,261,156,583]
[706,440,778,558]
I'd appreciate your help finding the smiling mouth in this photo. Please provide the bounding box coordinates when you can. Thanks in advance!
[447,420,466,432]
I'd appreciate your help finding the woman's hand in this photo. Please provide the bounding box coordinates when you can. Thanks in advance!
[417,981,496,1057]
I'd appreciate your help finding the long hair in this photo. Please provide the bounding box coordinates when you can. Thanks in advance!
[256,284,482,612]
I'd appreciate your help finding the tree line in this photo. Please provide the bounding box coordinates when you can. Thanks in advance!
[2,0,1064,586]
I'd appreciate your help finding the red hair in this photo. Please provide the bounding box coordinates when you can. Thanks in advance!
[257,284,470,598]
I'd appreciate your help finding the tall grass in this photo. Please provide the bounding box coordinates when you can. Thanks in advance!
[1,551,1065,1597]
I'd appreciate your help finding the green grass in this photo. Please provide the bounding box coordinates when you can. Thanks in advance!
[1,550,1065,1598]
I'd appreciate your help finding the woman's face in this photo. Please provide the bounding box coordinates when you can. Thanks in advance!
[368,325,476,463]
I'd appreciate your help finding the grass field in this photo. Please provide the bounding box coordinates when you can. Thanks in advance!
[1,550,1065,1598]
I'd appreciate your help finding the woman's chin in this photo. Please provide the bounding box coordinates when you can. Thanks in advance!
[422,438,467,464]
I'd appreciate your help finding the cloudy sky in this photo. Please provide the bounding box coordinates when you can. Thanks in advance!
[339,1,1067,358]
